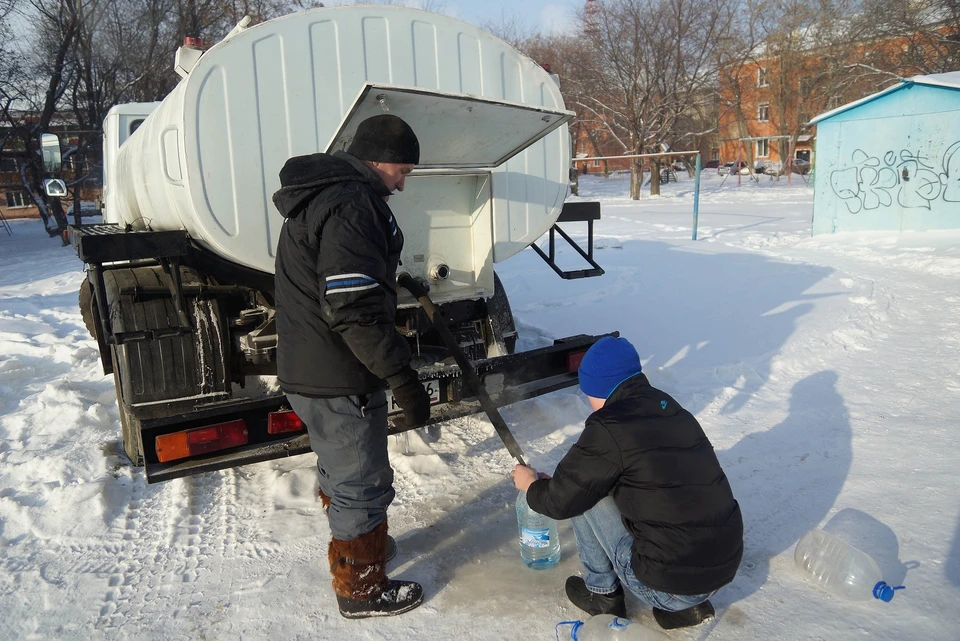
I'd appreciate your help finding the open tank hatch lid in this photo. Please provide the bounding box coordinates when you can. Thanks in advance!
[326,83,574,169]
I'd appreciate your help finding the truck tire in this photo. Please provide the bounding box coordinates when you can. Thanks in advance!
[79,280,96,339]
[80,278,115,375]
[112,347,143,466]
[483,273,518,357]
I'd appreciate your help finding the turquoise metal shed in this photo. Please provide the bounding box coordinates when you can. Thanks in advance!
[809,71,960,234]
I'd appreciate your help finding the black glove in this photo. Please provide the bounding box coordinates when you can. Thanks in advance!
[389,368,431,428]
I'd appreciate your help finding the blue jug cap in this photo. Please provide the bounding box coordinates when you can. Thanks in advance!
[570,621,584,640]
[556,620,584,641]
[872,581,905,602]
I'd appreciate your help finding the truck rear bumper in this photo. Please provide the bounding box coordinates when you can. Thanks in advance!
[142,333,611,483]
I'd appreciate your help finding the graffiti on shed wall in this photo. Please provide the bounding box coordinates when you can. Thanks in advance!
[830,143,960,213]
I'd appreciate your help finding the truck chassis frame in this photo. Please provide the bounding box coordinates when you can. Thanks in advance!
[69,201,608,483]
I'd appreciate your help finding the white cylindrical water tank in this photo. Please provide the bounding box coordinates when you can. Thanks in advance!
[112,6,571,275]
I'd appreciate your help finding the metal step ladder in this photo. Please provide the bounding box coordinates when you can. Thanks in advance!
[0,209,12,236]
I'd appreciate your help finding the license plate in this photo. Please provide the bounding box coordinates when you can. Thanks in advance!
[385,379,441,415]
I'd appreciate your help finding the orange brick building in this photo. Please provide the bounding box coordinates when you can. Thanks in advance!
[717,58,820,172]
[717,29,949,173]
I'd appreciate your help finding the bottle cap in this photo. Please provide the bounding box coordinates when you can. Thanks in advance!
[556,620,584,641]
[872,581,905,602]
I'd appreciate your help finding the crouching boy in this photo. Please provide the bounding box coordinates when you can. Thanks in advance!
[511,336,743,629]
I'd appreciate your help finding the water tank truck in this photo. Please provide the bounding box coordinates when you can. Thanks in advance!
[63,6,609,482]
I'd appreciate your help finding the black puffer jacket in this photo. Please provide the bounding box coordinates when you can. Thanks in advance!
[273,151,411,397]
[527,374,743,595]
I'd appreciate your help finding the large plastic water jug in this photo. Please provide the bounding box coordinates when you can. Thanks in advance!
[516,490,561,569]
[794,529,904,602]
[558,614,670,640]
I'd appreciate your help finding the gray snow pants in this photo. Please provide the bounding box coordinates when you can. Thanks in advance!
[286,390,395,541]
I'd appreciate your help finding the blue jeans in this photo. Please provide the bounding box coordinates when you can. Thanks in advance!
[570,496,713,612]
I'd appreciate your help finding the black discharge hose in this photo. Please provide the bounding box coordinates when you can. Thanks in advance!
[398,273,527,467]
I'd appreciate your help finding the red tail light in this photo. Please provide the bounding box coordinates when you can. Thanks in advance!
[268,410,305,434]
[155,419,248,463]
[567,350,587,373]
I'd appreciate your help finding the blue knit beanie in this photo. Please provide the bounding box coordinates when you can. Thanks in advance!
[578,336,642,399]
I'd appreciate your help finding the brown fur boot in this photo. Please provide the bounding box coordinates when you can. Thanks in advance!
[328,520,423,619]
[318,488,397,563]
[317,487,332,513]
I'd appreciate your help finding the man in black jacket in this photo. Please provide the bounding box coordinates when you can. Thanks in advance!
[273,115,430,619]
[512,336,743,629]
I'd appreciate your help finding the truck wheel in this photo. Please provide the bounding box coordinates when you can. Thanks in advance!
[79,278,113,374]
[111,347,143,466]
[483,273,518,357]
[79,280,96,339]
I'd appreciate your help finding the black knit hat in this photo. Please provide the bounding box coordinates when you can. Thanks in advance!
[346,115,420,165]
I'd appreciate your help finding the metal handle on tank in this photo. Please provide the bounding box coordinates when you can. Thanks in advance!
[398,273,527,466]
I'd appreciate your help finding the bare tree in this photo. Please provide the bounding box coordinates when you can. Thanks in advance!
[853,0,960,75]
[2,0,315,235]
[712,0,768,173]
[573,0,735,198]
[516,31,618,178]
[0,0,86,236]
[741,0,904,176]
[482,9,537,49]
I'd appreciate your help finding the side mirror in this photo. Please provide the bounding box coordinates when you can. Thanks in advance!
[40,133,62,174]
[43,178,67,198]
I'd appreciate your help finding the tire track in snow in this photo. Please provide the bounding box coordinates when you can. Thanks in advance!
[169,472,224,594]
[95,472,226,628]
[91,463,287,634]
[228,466,285,562]
[96,468,178,630]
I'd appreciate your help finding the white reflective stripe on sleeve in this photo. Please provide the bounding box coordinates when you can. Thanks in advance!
[326,273,377,282]
[325,273,379,294]
[325,283,380,294]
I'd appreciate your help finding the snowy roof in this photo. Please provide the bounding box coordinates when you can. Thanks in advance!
[810,70,960,124]
[910,70,960,89]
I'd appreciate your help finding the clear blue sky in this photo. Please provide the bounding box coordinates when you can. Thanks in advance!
[446,0,583,34]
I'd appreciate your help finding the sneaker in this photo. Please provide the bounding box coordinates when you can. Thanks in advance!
[336,579,424,619]
[653,600,715,629]
[565,576,626,617]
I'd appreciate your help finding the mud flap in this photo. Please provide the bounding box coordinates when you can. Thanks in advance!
[104,265,231,462]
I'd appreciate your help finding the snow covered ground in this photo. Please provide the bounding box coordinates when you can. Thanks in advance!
[1,172,959,640]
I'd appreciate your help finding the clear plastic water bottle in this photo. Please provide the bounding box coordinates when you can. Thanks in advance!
[558,614,671,640]
[794,529,904,602]
[516,490,561,569]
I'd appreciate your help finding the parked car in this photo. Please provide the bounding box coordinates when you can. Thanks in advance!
[756,160,781,176]
[703,159,720,170]
[65,202,102,220]
[790,159,812,175]
[718,160,750,175]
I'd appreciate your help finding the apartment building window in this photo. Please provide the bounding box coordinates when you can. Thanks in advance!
[5,191,30,208]
[0,157,17,172]
[758,67,769,87]
[593,159,600,167]
[758,103,770,122]
[756,138,770,158]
